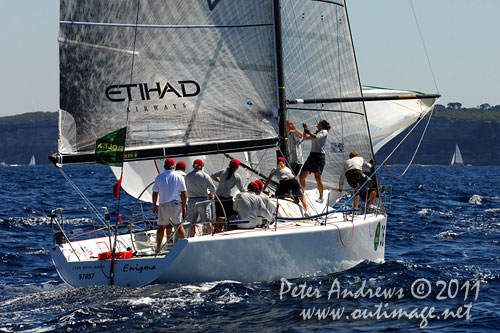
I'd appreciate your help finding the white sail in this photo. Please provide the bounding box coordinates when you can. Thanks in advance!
[58,0,279,161]
[114,85,435,201]
[272,0,373,190]
[28,155,36,166]
[110,153,250,202]
[111,0,373,198]
[362,86,438,153]
[451,144,464,166]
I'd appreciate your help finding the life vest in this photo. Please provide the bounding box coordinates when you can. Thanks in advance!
[98,251,133,260]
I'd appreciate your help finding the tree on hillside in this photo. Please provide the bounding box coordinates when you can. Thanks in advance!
[447,102,462,109]
[479,103,491,110]
[435,104,445,110]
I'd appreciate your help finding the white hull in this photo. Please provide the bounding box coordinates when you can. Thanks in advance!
[50,209,386,287]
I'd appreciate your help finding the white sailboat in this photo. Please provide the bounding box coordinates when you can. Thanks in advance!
[28,155,36,166]
[48,0,438,287]
[450,144,465,166]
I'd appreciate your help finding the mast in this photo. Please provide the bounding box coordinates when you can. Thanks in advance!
[273,0,288,160]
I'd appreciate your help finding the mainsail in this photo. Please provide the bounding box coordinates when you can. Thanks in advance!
[56,0,280,164]
[280,0,372,189]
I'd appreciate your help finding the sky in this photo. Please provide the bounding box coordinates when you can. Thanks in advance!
[0,0,499,117]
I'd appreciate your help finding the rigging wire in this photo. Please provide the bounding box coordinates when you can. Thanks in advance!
[57,167,107,226]
[409,0,440,94]
[382,101,436,178]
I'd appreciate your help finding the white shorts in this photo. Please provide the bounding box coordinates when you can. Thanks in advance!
[158,201,182,226]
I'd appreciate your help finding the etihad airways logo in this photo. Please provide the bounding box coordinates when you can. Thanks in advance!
[105,81,201,102]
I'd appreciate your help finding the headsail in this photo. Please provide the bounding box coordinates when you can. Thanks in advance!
[280,0,372,189]
[363,86,438,153]
[56,0,280,164]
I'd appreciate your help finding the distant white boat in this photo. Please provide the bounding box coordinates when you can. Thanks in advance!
[450,144,464,166]
[29,155,36,166]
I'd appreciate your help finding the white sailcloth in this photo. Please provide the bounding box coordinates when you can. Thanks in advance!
[110,153,250,202]
[450,144,464,165]
[107,2,437,202]
[363,86,438,153]
[58,0,279,160]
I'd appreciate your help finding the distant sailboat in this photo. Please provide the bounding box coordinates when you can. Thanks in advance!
[450,144,464,166]
[28,155,36,166]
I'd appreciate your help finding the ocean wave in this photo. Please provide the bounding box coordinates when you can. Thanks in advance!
[436,230,459,239]
[469,194,483,205]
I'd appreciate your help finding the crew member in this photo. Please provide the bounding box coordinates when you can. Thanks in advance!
[264,157,309,216]
[185,159,216,236]
[152,158,187,251]
[298,119,331,203]
[233,182,272,229]
[338,151,377,210]
[211,159,245,232]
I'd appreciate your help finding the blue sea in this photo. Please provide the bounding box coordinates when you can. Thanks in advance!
[0,165,499,332]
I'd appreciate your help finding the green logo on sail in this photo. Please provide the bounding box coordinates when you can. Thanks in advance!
[95,127,127,166]
[374,222,381,251]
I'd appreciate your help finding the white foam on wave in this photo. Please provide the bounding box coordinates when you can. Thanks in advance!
[417,208,431,215]
[127,296,154,305]
[436,230,459,239]
[469,194,483,205]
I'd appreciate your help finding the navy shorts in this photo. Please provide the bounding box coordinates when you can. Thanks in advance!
[215,196,234,218]
[276,178,304,197]
[302,153,326,174]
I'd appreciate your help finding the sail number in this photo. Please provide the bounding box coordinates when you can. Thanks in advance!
[78,273,95,280]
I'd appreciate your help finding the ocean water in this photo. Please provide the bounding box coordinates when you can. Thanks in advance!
[0,165,499,332]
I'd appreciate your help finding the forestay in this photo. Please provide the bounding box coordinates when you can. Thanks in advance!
[58,0,279,162]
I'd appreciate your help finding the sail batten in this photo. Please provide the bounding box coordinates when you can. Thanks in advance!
[61,21,274,29]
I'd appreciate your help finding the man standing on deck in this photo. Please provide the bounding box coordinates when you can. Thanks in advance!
[298,120,331,203]
[152,158,187,251]
[185,159,216,236]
